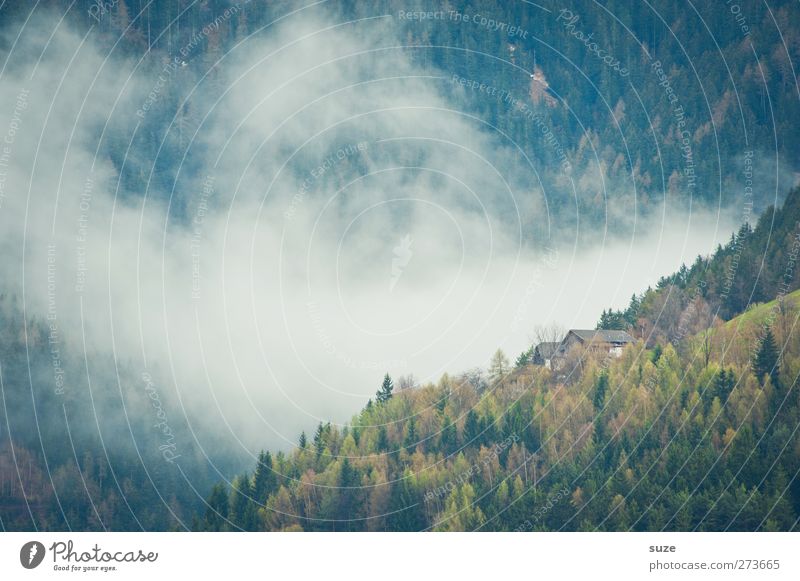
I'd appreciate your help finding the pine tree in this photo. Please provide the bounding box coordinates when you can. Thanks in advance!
[298,431,307,449]
[376,373,394,403]
[753,328,780,388]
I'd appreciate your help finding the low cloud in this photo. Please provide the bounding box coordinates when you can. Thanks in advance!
[0,12,741,456]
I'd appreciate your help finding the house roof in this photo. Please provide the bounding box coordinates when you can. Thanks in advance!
[568,329,634,344]
[534,342,560,358]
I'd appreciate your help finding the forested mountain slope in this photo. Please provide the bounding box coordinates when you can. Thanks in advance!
[199,191,800,531]
[199,293,800,531]
[3,0,797,235]
[599,185,800,335]
[0,300,237,531]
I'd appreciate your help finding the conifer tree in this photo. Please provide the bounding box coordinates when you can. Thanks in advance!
[463,409,481,444]
[480,412,498,446]
[253,451,276,503]
[376,373,394,403]
[753,328,780,388]
[593,372,609,411]
[203,483,229,531]
[313,422,326,458]
[376,425,389,452]
[713,368,735,402]
[515,346,534,368]
[230,472,255,530]
[338,458,358,528]
[489,349,510,383]
[651,344,663,364]
[440,415,457,455]
[403,418,418,452]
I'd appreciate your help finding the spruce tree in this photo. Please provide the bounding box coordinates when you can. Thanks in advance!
[253,451,276,503]
[313,422,326,458]
[376,373,394,403]
[334,458,359,530]
[515,346,533,368]
[753,328,780,388]
[376,425,389,452]
[403,418,418,452]
[593,372,608,411]
[230,472,255,530]
[440,415,457,455]
[463,409,480,444]
[479,412,498,446]
[203,483,229,531]
[713,368,735,402]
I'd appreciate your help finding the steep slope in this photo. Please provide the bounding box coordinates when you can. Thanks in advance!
[202,277,800,531]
